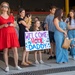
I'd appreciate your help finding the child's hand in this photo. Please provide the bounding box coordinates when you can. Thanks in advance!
[26,28,29,31]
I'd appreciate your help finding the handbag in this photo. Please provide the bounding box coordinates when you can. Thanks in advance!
[62,37,72,49]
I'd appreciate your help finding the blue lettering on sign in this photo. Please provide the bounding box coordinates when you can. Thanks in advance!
[27,42,46,50]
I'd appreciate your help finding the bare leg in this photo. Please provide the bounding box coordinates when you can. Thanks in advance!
[22,47,26,63]
[12,47,22,70]
[48,43,54,60]
[53,43,56,56]
[39,51,42,60]
[39,51,44,63]
[35,51,38,61]
[12,47,18,67]
[4,48,9,67]
[26,51,29,62]
[49,43,54,56]
[35,51,39,64]
[26,51,32,64]
[21,48,29,65]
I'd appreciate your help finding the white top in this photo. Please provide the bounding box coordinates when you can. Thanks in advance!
[71,19,75,26]
[66,18,75,27]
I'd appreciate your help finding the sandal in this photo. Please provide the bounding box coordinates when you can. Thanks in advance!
[26,61,32,65]
[21,62,29,66]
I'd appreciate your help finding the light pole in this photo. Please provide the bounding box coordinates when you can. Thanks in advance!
[65,0,69,16]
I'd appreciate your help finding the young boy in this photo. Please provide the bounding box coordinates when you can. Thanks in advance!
[45,6,56,59]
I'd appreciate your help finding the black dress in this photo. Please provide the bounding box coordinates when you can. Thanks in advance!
[17,18,27,47]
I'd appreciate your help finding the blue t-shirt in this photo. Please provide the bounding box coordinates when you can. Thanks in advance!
[45,15,55,32]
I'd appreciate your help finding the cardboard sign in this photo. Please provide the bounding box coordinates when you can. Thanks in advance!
[25,31,51,51]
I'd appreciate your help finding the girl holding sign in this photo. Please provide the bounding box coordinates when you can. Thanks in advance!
[17,8,32,66]
[33,20,44,64]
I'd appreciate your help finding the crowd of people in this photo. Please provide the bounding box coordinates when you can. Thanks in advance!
[0,1,75,72]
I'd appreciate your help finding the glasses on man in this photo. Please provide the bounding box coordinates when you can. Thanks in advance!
[2,6,9,8]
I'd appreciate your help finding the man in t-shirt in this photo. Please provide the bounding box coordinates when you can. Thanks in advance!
[45,6,56,59]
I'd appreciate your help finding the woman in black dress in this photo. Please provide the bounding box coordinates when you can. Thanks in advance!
[17,8,32,66]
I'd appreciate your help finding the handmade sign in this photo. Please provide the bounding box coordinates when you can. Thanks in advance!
[25,31,51,51]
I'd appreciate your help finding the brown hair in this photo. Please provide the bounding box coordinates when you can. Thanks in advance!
[0,2,10,15]
[69,9,75,25]
[17,8,25,19]
[54,8,63,21]
[18,8,25,15]
[33,20,42,31]
[49,6,56,10]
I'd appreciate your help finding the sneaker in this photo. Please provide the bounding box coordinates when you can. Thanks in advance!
[16,66,22,70]
[5,67,9,72]
[35,60,39,64]
[40,60,44,64]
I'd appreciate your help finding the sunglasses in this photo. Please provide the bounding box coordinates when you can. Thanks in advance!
[2,6,9,8]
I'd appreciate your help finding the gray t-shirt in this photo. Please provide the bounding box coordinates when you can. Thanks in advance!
[45,15,55,32]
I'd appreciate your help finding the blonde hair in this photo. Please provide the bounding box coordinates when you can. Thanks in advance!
[0,2,10,15]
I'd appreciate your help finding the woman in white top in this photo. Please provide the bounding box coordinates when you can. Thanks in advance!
[67,10,75,60]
